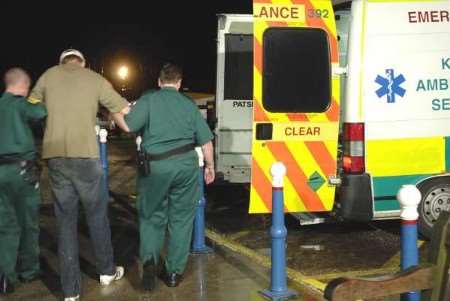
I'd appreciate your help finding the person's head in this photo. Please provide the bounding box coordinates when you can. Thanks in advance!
[158,63,182,90]
[4,68,31,97]
[59,49,86,67]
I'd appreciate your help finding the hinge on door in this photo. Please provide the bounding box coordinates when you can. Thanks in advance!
[328,175,342,186]
[333,65,347,76]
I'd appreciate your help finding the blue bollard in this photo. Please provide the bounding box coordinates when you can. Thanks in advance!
[260,162,298,301]
[191,147,213,254]
[397,185,421,301]
[99,129,110,201]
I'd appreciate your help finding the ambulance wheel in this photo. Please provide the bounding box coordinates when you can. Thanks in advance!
[417,177,450,239]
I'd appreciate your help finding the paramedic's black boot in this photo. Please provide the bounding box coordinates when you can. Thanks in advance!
[142,259,156,292]
[158,265,183,287]
[161,272,183,287]
[0,275,14,295]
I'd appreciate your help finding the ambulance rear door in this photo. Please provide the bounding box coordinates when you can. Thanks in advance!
[249,0,341,213]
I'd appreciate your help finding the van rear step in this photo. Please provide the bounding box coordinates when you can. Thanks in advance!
[291,212,326,225]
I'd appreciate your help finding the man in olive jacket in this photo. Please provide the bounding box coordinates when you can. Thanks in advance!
[30,49,130,301]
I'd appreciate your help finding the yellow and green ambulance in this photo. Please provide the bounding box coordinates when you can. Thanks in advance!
[214,0,450,237]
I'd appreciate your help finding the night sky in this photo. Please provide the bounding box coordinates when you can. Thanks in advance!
[1,1,252,98]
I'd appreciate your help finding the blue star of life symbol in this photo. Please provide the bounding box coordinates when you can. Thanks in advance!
[375,69,406,103]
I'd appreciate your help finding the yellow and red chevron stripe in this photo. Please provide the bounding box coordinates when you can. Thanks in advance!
[249,0,340,214]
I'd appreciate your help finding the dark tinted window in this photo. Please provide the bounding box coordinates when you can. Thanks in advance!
[262,27,331,113]
[224,34,253,100]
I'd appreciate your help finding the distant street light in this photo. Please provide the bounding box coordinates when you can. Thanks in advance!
[118,66,129,81]
[117,65,130,93]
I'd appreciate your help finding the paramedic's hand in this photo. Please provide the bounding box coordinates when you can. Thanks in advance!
[204,166,215,185]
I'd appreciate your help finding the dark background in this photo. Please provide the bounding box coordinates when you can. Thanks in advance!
[1,2,252,99]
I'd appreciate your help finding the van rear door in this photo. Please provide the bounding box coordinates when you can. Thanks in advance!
[216,15,254,183]
[249,0,341,213]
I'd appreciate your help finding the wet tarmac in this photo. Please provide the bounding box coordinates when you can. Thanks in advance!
[2,198,320,301]
[204,185,417,277]
[12,137,444,301]
[103,139,428,278]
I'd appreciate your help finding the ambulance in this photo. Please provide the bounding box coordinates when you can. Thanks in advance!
[214,0,450,237]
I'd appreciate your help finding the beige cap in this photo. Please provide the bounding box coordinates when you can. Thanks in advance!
[59,49,85,64]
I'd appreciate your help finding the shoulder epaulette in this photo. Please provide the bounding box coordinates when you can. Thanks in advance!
[27,97,42,104]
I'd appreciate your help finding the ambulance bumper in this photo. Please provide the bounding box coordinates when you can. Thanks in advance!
[337,173,374,222]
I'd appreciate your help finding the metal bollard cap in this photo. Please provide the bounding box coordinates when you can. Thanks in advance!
[136,136,142,151]
[99,129,108,143]
[195,147,204,167]
[270,162,286,188]
[397,185,421,221]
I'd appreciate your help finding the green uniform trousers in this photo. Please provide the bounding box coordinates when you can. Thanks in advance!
[0,163,40,283]
[137,151,199,274]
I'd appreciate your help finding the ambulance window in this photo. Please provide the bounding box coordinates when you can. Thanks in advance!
[224,34,253,100]
[262,27,331,113]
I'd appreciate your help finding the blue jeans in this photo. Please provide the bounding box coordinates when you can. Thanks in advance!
[48,158,116,298]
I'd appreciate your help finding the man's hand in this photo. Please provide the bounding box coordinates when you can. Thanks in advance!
[204,166,215,185]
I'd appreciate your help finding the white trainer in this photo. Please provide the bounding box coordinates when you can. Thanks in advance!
[64,295,80,301]
[99,266,125,286]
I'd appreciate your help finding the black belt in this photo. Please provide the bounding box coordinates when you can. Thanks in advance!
[0,156,24,165]
[146,144,195,161]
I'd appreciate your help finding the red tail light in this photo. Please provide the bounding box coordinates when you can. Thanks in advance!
[343,123,365,174]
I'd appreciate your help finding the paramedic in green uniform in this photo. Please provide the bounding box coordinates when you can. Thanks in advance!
[124,63,215,291]
[0,68,47,295]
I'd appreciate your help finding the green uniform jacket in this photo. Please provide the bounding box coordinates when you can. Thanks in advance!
[125,87,213,153]
[0,93,47,160]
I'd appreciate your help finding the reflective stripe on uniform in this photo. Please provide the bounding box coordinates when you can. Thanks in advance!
[27,97,41,104]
